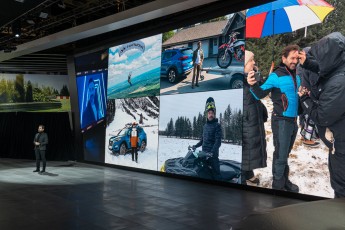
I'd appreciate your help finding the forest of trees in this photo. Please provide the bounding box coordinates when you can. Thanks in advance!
[162,105,242,145]
[0,75,69,103]
[246,0,344,78]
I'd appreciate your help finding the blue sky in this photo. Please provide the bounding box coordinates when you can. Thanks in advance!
[107,34,162,88]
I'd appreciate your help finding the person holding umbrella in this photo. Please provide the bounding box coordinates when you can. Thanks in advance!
[247,45,301,192]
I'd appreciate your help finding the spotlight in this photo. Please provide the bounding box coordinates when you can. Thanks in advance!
[15,0,25,3]
[26,19,35,25]
[12,21,21,38]
[39,12,49,18]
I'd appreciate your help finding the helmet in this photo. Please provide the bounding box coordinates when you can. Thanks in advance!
[205,97,216,114]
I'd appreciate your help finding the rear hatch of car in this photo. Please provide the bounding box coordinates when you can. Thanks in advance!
[179,48,193,72]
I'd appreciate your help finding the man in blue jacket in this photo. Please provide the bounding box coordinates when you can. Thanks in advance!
[247,45,300,192]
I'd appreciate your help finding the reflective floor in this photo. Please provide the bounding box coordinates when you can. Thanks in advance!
[0,159,305,230]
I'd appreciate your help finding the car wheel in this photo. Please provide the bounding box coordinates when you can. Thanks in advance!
[168,69,177,83]
[119,143,127,155]
[230,74,243,89]
[140,140,146,152]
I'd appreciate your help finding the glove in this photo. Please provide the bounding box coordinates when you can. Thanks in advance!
[192,145,196,151]
[325,128,335,154]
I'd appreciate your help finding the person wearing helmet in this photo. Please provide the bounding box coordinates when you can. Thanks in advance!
[130,122,139,163]
[193,97,222,180]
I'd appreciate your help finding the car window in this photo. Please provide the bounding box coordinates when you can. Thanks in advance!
[181,49,193,55]
[163,52,172,60]
[171,51,177,57]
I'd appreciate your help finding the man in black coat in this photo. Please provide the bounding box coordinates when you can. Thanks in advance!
[299,32,345,198]
[193,97,222,180]
[33,125,49,173]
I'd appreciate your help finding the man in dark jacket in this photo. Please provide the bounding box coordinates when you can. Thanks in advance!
[33,125,48,173]
[299,32,345,198]
[248,45,300,192]
[193,97,222,180]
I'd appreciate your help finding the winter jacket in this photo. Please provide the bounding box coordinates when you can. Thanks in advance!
[297,48,320,102]
[250,63,301,118]
[195,118,222,158]
[242,79,267,171]
[130,127,139,148]
[300,32,345,154]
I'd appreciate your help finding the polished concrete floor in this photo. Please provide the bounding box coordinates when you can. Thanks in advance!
[0,159,306,230]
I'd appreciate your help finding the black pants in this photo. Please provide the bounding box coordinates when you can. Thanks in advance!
[329,150,345,198]
[35,149,46,170]
[192,64,201,86]
[207,157,221,180]
[131,147,138,162]
[271,118,298,181]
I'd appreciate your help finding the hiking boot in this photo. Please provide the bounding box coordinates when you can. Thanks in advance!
[246,176,260,186]
[285,180,299,193]
[303,140,320,148]
[272,177,286,190]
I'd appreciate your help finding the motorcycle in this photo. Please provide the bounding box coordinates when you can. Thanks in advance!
[160,146,241,183]
[217,31,245,69]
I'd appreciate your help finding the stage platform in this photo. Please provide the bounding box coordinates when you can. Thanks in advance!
[0,159,317,230]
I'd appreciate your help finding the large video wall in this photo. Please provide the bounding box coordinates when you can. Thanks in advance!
[75,1,341,199]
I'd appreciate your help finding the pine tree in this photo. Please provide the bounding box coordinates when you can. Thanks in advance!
[25,80,33,102]
[14,74,25,102]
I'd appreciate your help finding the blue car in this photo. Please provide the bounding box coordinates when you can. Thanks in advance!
[108,126,147,155]
[161,47,193,83]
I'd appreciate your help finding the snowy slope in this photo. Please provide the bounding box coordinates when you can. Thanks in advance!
[253,97,333,198]
[105,97,159,171]
[158,136,242,170]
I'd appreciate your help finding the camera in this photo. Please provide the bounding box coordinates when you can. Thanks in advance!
[253,71,261,82]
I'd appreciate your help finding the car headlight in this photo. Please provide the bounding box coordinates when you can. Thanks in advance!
[160,163,166,172]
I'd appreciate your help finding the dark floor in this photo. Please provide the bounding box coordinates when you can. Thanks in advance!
[0,159,305,230]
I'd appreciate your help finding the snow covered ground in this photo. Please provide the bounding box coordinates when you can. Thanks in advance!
[253,97,333,198]
[105,98,159,171]
[158,136,242,170]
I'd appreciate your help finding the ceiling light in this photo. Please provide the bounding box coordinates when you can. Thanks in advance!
[39,12,49,19]
[15,0,25,3]
[26,19,35,25]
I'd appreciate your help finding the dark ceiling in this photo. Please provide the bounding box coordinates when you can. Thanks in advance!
[0,0,154,51]
[0,0,272,74]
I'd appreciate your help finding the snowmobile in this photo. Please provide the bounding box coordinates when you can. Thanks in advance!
[160,146,241,183]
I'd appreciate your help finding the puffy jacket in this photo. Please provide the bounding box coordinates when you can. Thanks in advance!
[301,32,345,154]
[242,79,267,171]
[195,118,222,158]
[250,63,301,118]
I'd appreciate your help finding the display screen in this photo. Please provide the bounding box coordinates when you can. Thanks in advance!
[76,70,107,131]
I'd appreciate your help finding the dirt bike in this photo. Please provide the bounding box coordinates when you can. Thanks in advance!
[217,31,245,69]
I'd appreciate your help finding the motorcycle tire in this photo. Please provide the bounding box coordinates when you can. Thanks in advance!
[217,49,232,69]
